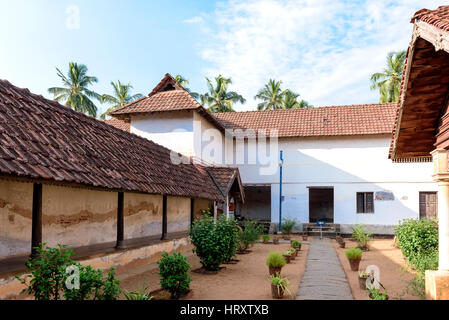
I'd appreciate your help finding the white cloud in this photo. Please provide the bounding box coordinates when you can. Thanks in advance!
[190,0,442,110]
[183,16,204,24]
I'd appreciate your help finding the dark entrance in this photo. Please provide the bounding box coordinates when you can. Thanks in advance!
[309,187,334,223]
[240,186,271,221]
[419,191,438,219]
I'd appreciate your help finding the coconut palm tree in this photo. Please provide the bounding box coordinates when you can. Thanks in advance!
[255,79,287,110]
[48,62,101,117]
[200,75,246,113]
[100,81,142,119]
[370,50,406,103]
[283,90,312,109]
[175,75,199,99]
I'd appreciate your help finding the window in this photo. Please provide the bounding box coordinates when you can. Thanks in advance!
[357,192,374,213]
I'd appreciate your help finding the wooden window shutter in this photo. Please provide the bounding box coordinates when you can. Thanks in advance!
[356,193,364,213]
[365,193,374,213]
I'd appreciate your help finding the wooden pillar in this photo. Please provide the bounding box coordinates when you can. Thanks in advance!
[30,183,43,259]
[190,198,194,226]
[161,195,167,240]
[213,201,218,222]
[225,194,230,219]
[116,192,125,249]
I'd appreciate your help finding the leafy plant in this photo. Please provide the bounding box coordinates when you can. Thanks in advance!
[283,250,292,256]
[190,214,237,271]
[359,272,370,278]
[368,287,388,300]
[266,251,287,268]
[123,283,153,300]
[270,274,292,297]
[352,225,372,250]
[345,248,363,260]
[281,217,297,235]
[291,240,301,246]
[157,252,191,299]
[16,243,121,300]
[16,243,73,300]
[262,235,270,242]
[237,220,264,253]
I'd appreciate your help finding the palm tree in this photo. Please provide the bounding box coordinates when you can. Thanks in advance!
[370,50,406,103]
[255,79,286,110]
[200,75,246,113]
[283,90,312,109]
[48,62,101,117]
[175,75,199,99]
[100,81,143,119]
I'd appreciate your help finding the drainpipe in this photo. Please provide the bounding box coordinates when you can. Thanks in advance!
[279,150,284,233]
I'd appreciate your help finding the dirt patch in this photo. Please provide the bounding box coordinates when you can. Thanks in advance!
[334,239,421,300]
[118,237,309,300]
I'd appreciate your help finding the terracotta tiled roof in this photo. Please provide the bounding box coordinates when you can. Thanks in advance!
[411,6,449,32]
[214,103,397,138]
[104,118,130,132]
[0,79,224,201]
[110,90,202,115]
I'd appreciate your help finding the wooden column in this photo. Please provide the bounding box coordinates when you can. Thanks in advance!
[161,195,167,240]
[190,198,194,226]
[116,192,125,249]
[30,183,43,259]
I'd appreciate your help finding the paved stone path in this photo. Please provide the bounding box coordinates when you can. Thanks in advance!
[296,237,353,300]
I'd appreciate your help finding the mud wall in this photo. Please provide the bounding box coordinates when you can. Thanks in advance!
[0,180,33,259]
[42,185,117,248]
[193,198,213,220]
[167,196,190,233]
[124,193,162,239]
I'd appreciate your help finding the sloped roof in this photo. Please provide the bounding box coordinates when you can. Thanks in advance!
[104,118,130,131]
[390,6,449,159]
[214,103,397,138]
[412,5,449,32]
[203,166,245,203]
[0,79,224,201]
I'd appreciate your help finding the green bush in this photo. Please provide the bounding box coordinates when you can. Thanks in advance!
[16,243,120,300]
[394,218,438,267]
[345,247,363,260]
[157,252,191,299]
[262,235,270,242]
[281,217,297,235]
[237,220,264,253]
[352,224,372,250]
[216,216,239,262]
[190,214,236,271]
[291,240,301,246]
[266,251,287,268]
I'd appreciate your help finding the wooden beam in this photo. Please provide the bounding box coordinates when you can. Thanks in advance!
[116,192,125,249]
[161,195,167,240]
[30,183,42,259]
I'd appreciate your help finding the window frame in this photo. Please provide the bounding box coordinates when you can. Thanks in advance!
[356,192,374,214]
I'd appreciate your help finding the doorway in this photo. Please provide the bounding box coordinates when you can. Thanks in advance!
[419,191,438,219]
[309,187,334,223]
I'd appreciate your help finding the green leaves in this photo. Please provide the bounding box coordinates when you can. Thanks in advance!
[200,75,246,113]
[352,224,372,250]
[157,252,191,299]
[237,220,264,253]
[345,247,363,260]
[189,213,239,270]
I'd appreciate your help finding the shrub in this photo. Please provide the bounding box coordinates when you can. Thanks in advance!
[217,216,240,262]
[157,252,191,299]
[281,217,297,235]
[190,214,236,271]
[262,235,270,242]
[266,251,287,268]
[237,220,264,253]
[16,243,73,300]
[394,218,438,266]
[345,247,363,260]
[352,224,372,250]
[16,243,121,300]
[291,240,301,246]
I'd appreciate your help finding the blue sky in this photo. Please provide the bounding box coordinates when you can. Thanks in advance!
[0,0,443,114]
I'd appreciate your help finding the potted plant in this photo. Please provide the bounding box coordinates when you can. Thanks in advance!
[282,250,292,263]
[270,274,291,299]
[262,235,270,244]
[266,251,286,276]
[273,237,279,245]
[289,248,296,260]
[302,233,308,241]
[281,217,297,240]
[358,272,370,290]
[368,287,389,300]
[336,235,343,243]
[345,247,363,271]
[339,240,346,248]
[291,240,302,252]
